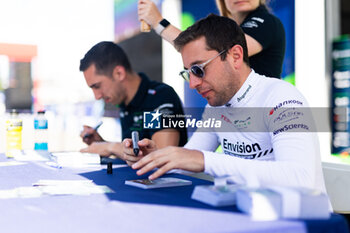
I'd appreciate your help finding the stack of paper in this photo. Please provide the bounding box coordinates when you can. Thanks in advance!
[236,186,330,220]
[191,184,240,207]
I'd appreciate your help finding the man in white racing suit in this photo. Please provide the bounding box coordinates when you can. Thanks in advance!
[123,14,326,192]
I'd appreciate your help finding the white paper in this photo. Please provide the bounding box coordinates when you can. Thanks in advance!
[33,179,113,196]
[14,150,50,161]
[51,152,101,168]
[0,161,26,167]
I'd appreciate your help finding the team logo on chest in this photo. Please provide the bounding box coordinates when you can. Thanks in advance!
[222,138,273,159]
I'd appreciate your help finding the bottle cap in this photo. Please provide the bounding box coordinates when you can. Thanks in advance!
[10,109,18,115]
[140,20,151,32]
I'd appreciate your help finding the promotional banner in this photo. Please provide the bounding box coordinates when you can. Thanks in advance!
[331,36,350,154]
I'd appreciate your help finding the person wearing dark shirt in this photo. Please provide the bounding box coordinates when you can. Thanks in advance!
[119,72,187,147]
[79,41,187,162]
[138,0,285,78]
[217,1,285,78]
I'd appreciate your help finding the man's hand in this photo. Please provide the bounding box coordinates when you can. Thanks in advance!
[122,138,157,166]
[138,0,163,28]
[80,125,104,145]
[80,142,118,157]
[132,146,205,180]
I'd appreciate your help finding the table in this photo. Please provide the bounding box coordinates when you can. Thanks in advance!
[0,153,348,233]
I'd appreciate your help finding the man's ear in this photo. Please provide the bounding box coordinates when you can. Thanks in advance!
[112,66,126,81]
[229,45,244,69]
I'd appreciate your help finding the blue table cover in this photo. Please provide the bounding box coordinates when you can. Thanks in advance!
[0,153,348,233]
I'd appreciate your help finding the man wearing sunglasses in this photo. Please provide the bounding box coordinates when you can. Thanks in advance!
[124,14,326,192]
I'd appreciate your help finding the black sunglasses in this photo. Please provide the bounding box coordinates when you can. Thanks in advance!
[179,50,226,82]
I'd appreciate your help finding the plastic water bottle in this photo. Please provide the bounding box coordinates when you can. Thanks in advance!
[34,110,48,151]
[5,109,23,158]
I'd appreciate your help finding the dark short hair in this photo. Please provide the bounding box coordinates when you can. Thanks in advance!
[174,14,249,65]
[79,41,132,77]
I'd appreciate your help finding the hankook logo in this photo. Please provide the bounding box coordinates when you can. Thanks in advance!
[269,100,303,115]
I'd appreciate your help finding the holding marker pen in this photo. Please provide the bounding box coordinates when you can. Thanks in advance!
[83,121,103,139]
[132,131,140,156]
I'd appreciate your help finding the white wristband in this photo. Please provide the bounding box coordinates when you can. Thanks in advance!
[154,19,170,35]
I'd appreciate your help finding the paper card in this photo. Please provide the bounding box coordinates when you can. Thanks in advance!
[0,187,43,199]
[33,179,114,196]
[14,150,50,161]
[0,189,19,199]
[33,179,93,186]
[15,187,43,198]
[39,184,113,196]
[51,152,101,168]
[125,177,192,189]
[0,161,26,167]
[0,180,112,199]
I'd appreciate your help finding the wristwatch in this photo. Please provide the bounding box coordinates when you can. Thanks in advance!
[154,19,170,35]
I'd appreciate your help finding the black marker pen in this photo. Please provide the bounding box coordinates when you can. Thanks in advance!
[131,131,140,156]
[83,121,103,139]
[107,162,113,174]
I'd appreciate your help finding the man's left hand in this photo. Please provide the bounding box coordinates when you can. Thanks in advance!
[80,142,115,157]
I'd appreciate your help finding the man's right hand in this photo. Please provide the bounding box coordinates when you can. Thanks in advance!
[122,138,157,166]
[138,0,163,28]
[80,125,104,145]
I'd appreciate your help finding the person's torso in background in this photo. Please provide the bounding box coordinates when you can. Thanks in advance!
[241,5,286,78]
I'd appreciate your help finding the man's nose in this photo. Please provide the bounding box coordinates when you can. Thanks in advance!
[189,74,203,90]
[93,89,102,100]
